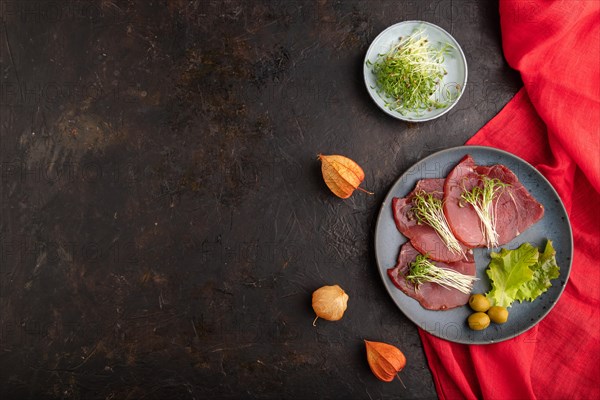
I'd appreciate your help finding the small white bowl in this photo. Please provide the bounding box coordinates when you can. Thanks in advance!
[364,20,468,122]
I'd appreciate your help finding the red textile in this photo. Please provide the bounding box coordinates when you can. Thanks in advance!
[419,1,600,399]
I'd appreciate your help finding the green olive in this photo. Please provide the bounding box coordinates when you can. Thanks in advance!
[488,306,509,324]
[468,312,490,331]
[469,294,490,312]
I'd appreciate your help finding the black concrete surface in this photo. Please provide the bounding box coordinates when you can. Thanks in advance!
[0,1,521,399]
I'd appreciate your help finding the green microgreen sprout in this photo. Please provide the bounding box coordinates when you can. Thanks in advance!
[367,27,459,116]
[412,190,464,257]
[460,176,510,248]
[406,254,477,294]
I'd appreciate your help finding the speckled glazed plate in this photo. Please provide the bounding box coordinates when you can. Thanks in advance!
[374,146,572,344]
[364,20,467,122]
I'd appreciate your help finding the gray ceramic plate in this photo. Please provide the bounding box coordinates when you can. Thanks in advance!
[364,21,467,122]
[374,146,573,344]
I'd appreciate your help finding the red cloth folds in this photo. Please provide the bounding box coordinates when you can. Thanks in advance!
[419,1,600,399]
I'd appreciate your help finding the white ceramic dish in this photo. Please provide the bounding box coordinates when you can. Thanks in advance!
[364,21,468,122]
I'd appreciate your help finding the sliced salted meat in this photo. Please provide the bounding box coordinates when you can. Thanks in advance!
[443,156,487,246]
[392,178,471,263]
[443,155,544,247]
[387,242,475,311]
[477,164,542,244]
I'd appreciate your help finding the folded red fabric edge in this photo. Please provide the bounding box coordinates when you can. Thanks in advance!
[418,1,600,399]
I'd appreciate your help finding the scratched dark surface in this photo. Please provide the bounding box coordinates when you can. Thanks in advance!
[0,1,521,399]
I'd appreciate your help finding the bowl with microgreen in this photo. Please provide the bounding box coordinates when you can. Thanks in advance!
[364,21,468,122]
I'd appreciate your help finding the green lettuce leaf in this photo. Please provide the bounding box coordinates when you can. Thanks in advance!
[486,243,538,308]
[515,240,560,302]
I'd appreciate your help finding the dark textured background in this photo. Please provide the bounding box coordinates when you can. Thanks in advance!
[0,1,521,398]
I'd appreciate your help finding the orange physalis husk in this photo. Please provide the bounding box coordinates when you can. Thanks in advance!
[318,154,373,199]
[364,340,407,385]
[311,285,349,326]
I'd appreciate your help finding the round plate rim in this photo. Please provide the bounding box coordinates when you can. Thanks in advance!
[373,145,573,344]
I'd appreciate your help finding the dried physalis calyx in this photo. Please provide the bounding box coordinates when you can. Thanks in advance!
[312,285,349,326]
[364,340,407,385]
[318,154,373,199]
